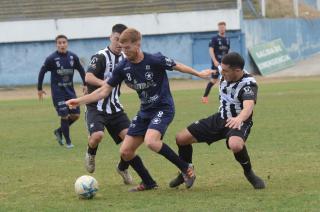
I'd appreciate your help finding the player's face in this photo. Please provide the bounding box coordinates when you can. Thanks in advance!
[120,41,140,61]
[218,24,226,35]
[221,63,241,82]
[109,32,122,55]
[56,38,68,53]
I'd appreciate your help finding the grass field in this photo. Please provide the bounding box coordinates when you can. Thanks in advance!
[0,78,319,211]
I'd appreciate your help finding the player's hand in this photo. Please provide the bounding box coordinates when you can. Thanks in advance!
[214,61,220,67]
[198,69,214,79]
[225,117,243,130]
[82,85,88,95]
[38,90,46,101]
[66,99,80,109]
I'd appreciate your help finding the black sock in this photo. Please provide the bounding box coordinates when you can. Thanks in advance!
[127,155,155,185]
[118,157,129,171]
[61,119,71,145]
[203,82,214,97]
[234,146,252,172]
[178,144,193,163]
[158,143,189,173]
[87,145,98,155]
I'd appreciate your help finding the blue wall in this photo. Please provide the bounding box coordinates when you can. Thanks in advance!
[1,18,320,86]
[0,31,243,86]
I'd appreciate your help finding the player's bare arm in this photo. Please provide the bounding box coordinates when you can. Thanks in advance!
[85,72,105,87]
[209,47,219,67]
[66,83,113,108]
[225,100,255,129]
[173,63,213,79]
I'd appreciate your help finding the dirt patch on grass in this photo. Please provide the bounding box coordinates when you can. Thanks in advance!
[1,76,320,101]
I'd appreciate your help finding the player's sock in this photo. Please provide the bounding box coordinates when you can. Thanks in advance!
[118,157,129,171]
[61,119,71,145]
[87,145,98,155]
[158,143,189,172]
[234,146,252,172]
[127,155,156,186]
[203,82,214,97]
[178,144,193,163]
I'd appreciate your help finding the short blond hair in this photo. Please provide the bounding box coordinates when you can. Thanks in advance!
[119,28,142,44]
[218,21,226,26]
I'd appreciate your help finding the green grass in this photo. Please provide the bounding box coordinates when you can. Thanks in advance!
[0,78,319,211]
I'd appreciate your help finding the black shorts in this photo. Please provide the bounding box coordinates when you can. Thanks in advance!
[187,113,253,147]
[85,106,130,144]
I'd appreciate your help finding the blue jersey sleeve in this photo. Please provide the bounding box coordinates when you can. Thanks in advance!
[107,64,124,87]
[209,36,216,48]
[74,55,86,85]
[155,53,176,71]
[37,57,51,90]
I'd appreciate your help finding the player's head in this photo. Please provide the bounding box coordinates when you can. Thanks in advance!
[218,21,226,36]
[119,28,142,61]
[109,24,127,55]
[55,34,68,53]
[221,52,245,82]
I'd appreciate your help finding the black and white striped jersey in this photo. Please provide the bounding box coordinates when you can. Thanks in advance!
[218,73,258,120]
[86,47,125,114]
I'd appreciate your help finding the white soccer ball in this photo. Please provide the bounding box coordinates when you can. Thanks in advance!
[74,175,98,199]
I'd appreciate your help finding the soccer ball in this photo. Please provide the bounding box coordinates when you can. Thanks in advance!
[74,175,98,199]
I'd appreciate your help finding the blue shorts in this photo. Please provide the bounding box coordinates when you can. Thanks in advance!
[127,109,174,138]
[53,97,80,117]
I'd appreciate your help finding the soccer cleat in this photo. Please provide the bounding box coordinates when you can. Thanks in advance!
[169,172,184,188]
[244,169,266,189]
[182,164,196,189]
[201,96,209,104]
[116,167,133,185]
[54,129,64,146]
[65,144,74,149]
[85,153,95,173]
[128,182,158,192]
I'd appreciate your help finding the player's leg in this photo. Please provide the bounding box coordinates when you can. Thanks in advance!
[54,99,74,147]
[68,113,79,126]
[145,110,195,188]
[227,123,265,189]
[105,111,133,184]
[170,114,225,188]
[120,135,157,191]
[85,107,105,173]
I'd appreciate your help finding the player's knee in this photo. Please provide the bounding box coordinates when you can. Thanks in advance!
[120,146,134,161]
[175,133,185,145]
[228,138,244,153]
[144,139,158,151]
[90,132,104,144]
[175,131,192,146]
[61,115,69,120]
[70,114,80,121]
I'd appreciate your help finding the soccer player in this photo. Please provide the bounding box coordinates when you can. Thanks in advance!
[37,34,86,148]
[66,28,213,191]
[84,24,133,184]
[170,52,266,189]
[202,21,230,104]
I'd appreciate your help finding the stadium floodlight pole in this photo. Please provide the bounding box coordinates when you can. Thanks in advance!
[260,0,266,17]
[293,0,299,17]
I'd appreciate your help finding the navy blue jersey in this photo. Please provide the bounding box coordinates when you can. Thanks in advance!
[209,34,230,64]
[37,51,86,99]
[107,52,176,117]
